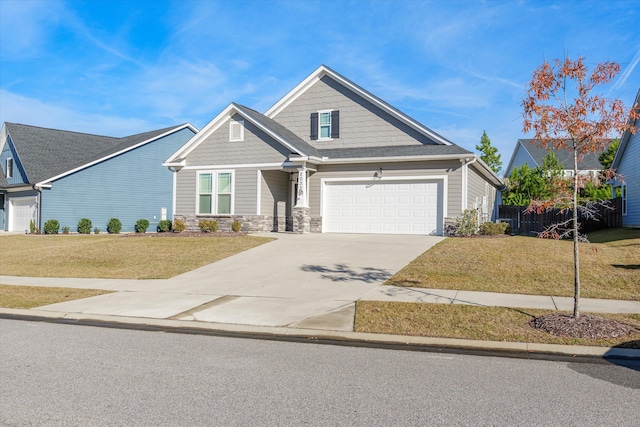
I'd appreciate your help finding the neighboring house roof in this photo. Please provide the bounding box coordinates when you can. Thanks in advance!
[2,122,197,186]
[504,138,604,177]
[265,64,454,146]
[612,88,640,170]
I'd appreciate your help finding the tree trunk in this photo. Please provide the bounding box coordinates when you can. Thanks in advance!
[573,149,580,319]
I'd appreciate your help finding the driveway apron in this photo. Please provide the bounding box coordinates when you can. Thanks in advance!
[28,233,443,331]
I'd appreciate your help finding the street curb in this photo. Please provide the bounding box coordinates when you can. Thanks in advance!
[1,308,638,362]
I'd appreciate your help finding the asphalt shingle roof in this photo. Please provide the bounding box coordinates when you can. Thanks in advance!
[318,144,472,159]
[4,123,182,184]
[232,104,321,158]
[517,139,604,170]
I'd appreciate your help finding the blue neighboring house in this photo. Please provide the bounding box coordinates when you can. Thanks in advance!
[0,122,197,233]
[611,88,640,228]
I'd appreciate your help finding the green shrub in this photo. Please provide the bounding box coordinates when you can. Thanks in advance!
[231,220,242,232]
[173,219,186,233]
[94,227,100,234]
[456,209,478,237]
[78,218,92,234]
[199,219,218,233]
[44,219,60,234]
[135,218,150,233]
[62,226,70,234]
[158,219,172,232]
[29,219,36,234]
[106,218,122,234]
[479,221,507,236]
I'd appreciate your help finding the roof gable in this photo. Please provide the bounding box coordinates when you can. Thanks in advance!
[3,122,196,185]
[165,104,320,165]
[612,88,640,169]
[505,139,604,176]
[264,65,453,146]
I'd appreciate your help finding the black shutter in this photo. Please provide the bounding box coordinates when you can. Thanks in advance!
[310,112,318,140]
[330,110,339,138]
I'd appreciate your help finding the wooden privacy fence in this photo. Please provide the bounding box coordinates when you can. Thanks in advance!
[498,198,622,235]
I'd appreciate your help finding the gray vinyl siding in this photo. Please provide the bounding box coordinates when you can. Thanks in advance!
[272,76,440,149]
[618,129,640,227]
[308,160,462,217]
[175,167,259,216]
[185,114,290,167]
[467,166,497,220]
[260,170,289,218]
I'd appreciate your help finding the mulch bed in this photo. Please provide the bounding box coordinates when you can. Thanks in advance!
[531,313,640,340]
[121,231,249,238]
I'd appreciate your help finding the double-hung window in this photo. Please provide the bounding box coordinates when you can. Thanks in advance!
[198,171,234,215]
[310,110,339,140]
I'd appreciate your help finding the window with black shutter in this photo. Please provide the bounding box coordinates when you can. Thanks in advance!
[311,110,339,140]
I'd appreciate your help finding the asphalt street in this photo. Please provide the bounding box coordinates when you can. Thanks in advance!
[1,319,638,426]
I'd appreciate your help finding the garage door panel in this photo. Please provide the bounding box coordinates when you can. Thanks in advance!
[324,180,442,235]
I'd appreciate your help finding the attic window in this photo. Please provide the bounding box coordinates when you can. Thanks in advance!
[229,120,244,142]
[5,158,13,178]
[310,110,339,140]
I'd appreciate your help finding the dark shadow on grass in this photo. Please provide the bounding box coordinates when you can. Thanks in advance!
[301,264,391,283]
[611,264,640,270]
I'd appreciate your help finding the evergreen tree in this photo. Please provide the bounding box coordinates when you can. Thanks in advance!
[598,138,620,169]
[475,130,502,174]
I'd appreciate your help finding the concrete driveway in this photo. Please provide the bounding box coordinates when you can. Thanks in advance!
[7,233,443,331]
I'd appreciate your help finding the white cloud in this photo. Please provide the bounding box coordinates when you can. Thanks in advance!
[0,90,157,136]
[611,47,640,92]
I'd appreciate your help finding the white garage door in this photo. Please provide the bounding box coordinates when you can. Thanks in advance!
[9,197,37,232]
[323,180,443,235]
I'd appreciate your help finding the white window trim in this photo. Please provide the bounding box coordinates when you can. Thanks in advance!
[229,120,244,142]
[6,158,13,178]
[195,170,235,216]
[622,184,627,216]
[317,109,333,141]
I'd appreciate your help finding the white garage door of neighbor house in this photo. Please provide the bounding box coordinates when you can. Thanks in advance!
[9,197,37,232]
[323,180,442,235]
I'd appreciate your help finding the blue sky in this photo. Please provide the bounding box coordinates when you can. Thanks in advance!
[1,0,639,173]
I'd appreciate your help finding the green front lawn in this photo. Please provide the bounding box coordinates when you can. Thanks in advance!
[386,228,640,301]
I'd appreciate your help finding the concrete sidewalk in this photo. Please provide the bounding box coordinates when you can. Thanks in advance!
[1,232,638,359]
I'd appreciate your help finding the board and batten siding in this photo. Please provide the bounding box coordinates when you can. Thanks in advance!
[505,142,536,176]
[271,76,441,150]
[309,160,462,217]
[40,127,195,232]
[1,136,28,185]
[175,168,259,216]
[260,170,289,218]
[185,114,290,167]
[618,129,640,227]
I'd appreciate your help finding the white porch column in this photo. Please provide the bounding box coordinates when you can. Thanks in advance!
[295,165,308,208]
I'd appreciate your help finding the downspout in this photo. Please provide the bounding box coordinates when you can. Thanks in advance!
[460,157,477,211]
[33,184,42,232]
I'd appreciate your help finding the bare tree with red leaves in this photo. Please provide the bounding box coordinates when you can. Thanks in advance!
[522,57,639,319]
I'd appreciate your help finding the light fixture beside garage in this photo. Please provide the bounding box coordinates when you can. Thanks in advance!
[373,167,383,179]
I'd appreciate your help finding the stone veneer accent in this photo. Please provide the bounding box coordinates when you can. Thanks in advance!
[292,207,310,234]
[174,213,323,234]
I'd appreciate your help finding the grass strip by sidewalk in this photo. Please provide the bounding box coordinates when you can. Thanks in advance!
[0,284,112,309]
[386,228,640,301]
[0,234,273,279]
[355,301,640,348]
